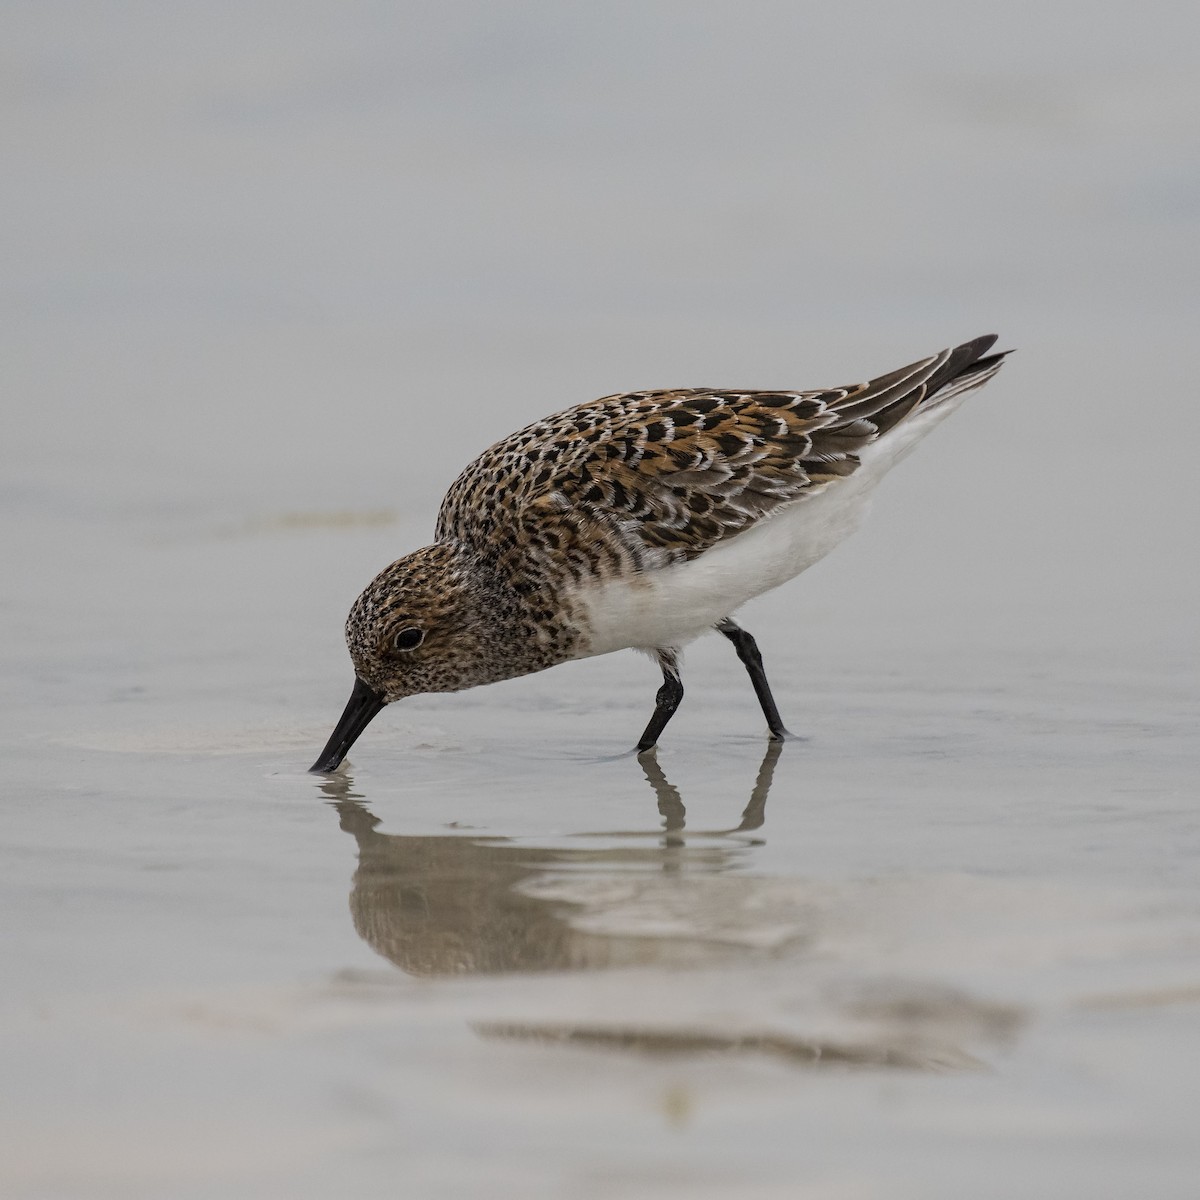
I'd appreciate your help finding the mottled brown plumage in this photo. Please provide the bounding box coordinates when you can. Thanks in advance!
[435,336,1002,582]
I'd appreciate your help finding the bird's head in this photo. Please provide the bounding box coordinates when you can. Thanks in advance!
[310,542,503,772]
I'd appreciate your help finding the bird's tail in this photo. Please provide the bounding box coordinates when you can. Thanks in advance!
[847,334,1012,470]
[922,334,1012,409]
[856,334,1011,441]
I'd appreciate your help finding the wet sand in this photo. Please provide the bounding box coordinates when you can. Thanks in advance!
[4,509,1197,1197]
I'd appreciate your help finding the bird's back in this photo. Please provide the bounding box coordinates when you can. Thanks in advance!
[435,336,1008,588]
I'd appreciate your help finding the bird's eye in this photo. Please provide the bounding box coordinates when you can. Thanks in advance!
[392,627,424,652]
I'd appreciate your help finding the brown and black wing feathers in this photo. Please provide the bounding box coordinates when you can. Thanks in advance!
[437,336,1005,576]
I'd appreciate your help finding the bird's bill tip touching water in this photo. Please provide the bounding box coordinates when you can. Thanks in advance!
[309,676,387,773]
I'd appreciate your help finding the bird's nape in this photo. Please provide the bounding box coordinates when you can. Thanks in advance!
[310,676,387,773]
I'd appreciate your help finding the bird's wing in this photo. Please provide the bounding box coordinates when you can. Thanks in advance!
[437,336,1004,576]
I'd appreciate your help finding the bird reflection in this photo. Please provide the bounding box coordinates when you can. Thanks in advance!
[628,740,778,840]
[318,743,781,977]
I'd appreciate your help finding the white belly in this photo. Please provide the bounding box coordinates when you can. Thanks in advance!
[571,471,873,655]
[571,392,965,657]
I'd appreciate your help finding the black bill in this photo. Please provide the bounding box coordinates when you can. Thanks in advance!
[309,676,386,773]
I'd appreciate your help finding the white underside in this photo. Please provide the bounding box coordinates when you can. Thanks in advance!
[571,395,967,658]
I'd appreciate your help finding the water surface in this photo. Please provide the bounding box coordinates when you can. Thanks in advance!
[3,2,1199,1196]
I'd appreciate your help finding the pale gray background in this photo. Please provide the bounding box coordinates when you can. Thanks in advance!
[3,3,1199,1198]
[6,3,1198,664]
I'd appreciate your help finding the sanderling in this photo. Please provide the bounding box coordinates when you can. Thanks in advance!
[311,334,1009,771]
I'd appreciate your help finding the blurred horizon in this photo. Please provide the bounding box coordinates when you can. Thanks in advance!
[4,0,1198,656]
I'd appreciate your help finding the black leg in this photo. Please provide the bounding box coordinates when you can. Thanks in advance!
[636,651,684,752]
[717,619,791,740]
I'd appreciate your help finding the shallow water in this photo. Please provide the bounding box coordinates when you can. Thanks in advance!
[5,2,1200,1197]
[4,510,1198,1198]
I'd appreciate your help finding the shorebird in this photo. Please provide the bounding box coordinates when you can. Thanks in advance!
[311,334,1009,771]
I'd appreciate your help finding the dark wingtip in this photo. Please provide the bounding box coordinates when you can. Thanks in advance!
[965,333,1015,370]
[959,333,1000,358]
[929,334,1013,394]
